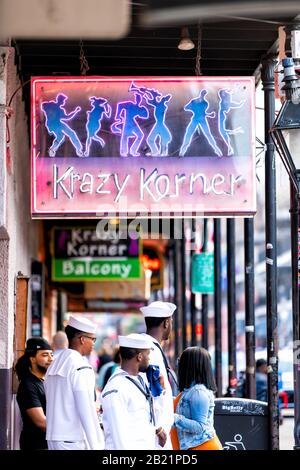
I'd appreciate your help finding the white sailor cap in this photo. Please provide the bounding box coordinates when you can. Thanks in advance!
[140,301,177,318]
[118,333,153,350]
[68,315,97,334]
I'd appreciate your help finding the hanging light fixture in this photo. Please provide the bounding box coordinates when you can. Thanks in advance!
[270,57,300,195]
[178,27,195,51]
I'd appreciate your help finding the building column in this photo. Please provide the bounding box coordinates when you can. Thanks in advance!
[261,54,279,450]
[0,45,13,450]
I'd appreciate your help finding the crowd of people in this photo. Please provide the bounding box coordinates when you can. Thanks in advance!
[15,301,224,451]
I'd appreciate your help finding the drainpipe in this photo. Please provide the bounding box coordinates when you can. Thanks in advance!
[261,54,279,450]
[214,218,222,396]
[244,218,256,399]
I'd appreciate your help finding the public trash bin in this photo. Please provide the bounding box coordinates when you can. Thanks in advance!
[214,397,268,450]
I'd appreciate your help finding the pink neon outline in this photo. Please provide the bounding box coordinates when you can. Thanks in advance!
[84,96,111,157]
[31,76,256,216]
[31,79,36,213]
[217,87,246,156]
[143,87,173,156]
[111,82,151,156]
[180,88,222,157]
[40,93,82,156]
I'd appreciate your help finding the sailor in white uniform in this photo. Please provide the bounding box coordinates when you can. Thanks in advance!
[140,301,178,450]
[101,334,163,450]
[44,315,104,450]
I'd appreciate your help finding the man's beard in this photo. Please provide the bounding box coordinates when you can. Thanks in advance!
[139,364,148,373]
[36,364,48,374]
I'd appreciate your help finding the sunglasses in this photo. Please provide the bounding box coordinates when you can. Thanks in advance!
[81,335,97,343]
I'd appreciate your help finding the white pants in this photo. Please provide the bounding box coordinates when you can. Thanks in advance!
[48,440,87,450]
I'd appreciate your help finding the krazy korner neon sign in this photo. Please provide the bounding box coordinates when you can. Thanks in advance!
[40,81,246,158]
[32,77,255,217]
[52,164,243,202]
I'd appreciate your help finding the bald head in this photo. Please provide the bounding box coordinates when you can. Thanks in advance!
[52,331,68,351]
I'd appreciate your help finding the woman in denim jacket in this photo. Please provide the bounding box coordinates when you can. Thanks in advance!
[173,347,222,450]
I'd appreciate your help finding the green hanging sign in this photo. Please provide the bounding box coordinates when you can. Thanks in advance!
[191,253,214,294]
[53,258,141,281]
[51,227,141,282]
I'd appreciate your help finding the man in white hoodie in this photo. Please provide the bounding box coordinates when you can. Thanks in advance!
[44,315,104,450]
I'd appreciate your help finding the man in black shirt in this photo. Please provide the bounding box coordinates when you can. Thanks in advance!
[16,337,53,450]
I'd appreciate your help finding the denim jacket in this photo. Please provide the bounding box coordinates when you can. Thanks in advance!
[174,383,215,449]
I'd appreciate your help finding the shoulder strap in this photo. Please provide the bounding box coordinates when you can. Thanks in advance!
[153,342,179,389]
[173,392,183,412]
[153,341,169,370]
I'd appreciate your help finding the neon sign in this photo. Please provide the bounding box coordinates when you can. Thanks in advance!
[111,85,149,157]
[142,254,161,271]
[31,76,256,218]
[218,88,246,156]
[41,93,83,157]
[180,89,222,157]
[85,97,111,156]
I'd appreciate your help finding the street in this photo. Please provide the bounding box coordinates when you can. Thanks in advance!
[280,412,294,450]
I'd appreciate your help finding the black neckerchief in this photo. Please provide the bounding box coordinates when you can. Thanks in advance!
[125,375,156,426]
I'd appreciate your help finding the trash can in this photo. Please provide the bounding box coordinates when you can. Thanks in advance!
[214,398,268,450]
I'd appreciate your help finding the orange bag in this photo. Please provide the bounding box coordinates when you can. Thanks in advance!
[170,393,182,450]
[190,434,223,450]
[170,392,223,451]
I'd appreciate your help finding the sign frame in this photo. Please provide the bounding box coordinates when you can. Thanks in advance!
[31,76,256,219]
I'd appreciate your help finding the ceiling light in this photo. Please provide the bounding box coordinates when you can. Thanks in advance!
[178,27,195,51]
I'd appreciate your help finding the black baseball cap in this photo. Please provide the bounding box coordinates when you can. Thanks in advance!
[25,337,52,353]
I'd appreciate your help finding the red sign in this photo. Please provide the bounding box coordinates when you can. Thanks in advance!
[31,77,256,218]
[195,324,203,336]
[142,255,161,271]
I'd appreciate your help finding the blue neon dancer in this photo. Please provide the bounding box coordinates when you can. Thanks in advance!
[179,89,222,157]
[143,88,172,156]
[41,93,83,157]
[111,87,149,157]
[84,97,112,156]
[218,88,245,156]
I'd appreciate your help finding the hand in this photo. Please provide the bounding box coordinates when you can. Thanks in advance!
[156,427,167,447]
[158,374,165,389]
[158,429,167,447]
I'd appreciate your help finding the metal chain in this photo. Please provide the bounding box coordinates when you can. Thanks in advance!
[195,23,202,76]
[79,39,90,75]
